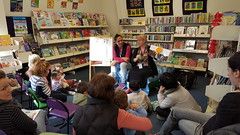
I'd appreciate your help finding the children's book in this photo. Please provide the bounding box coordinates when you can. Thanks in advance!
[41,47,54,57]
[174,40,185,49]
[196,40,208,50]
[198,25,209,35]
[57,45,67,54]
[175,26,185,35]
[186,27,198,37]
[185,40,196,50]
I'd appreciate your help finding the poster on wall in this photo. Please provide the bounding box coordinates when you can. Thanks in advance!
[182,0,207,15]
[31,0,39,8]
[126,0,145,17]
[13,17,28,37]
[10,0,23,12]
[61,1,67,8]
[47,0,54,9]
[72,2,78,10]
[152,0,173,16]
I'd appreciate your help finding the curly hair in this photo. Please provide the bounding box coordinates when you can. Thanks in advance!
[31,60,51,77]
[114,90,128,109]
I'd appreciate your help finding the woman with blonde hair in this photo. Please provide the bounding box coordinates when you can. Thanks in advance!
[129,35,158,92]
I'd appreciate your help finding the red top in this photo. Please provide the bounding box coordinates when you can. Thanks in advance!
[113,45,131,63]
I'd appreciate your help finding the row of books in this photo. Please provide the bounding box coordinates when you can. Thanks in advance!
[146,13,212,24]
[170,55,206,68]
[175,25,210,36]
[41,44,89,57]
[174,40,208,50]
[39,29,109,43]
[147,35,172,41]
[149,43,173,50]
[121,29,145,33]
[32,10,107,28]
[0,55,20,69]
[146,26,175,33]
[52,56,89,69]
[119,18,145,25]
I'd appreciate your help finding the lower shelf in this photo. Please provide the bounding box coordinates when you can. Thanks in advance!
[157,62,207,72]
[63,62,89,72]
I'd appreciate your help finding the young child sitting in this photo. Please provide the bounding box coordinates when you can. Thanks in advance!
[114,90,147,135]
[73,81,89,106]
[51,70,70,93]
[127,81,152,112]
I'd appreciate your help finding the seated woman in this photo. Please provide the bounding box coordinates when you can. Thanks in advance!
[30,60,67,102]
[73,73,152,135]
[0,74,37,135]
[129,35,158,91]
[156,72,201,119]
[111,34,132,87]
[156,52,240,135]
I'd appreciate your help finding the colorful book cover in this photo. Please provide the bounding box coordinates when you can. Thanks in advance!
[198,25,209,35]
[175,26,185,35]
[10,0,23,12]
[196,40,208,50]
[47,0,54,9]
[42,47,54,57]
[31,0,40,8]
[0,35,12,46]
[13,17,28,36]
[186,27,198,37]
[185,40,196,50]
[174,40,185,49]
[57,45,67,54]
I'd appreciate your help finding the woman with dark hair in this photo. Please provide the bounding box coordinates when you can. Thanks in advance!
[73,73,152,135]
[156,52,240,135]
[156,72,201,118]
[111,34,132,87]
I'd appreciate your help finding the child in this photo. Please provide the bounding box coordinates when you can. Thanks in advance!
[114,90,147,135]
[73,81,88,106]
[51,70,70,92]
[127,81,152,111]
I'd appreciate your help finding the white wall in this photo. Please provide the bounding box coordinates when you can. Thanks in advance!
[115,0,240,18]
[0,0,8,35]
[3,0,102,16]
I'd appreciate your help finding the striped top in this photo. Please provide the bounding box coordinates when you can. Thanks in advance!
[0,101,37,135]
[30,75,51,97]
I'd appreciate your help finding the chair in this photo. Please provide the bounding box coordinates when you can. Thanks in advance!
[46,98,78,134]
[28,88,48,109]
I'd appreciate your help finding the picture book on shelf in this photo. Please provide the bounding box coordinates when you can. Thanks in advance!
[0,55,18,68]
[175,26,185,35]
[174,40,185,49]
[41,47,55,57]
[185,40,196,50]
[58,45,67,55]
[186,27,198,37]
[196,40,208,50]
[198,25,209,35]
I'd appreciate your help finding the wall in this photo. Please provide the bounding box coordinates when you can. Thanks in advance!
[2,0,119,35]
[115,0,240,18]
[0,0,8,35]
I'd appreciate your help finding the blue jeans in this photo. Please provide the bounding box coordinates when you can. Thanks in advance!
[113,62,131,84]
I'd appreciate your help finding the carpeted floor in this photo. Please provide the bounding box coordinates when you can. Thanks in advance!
[14,67,210,135]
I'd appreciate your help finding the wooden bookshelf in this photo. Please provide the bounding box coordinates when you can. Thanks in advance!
[45,50,89,61]
[63,62,89,72]
[157,63,206,72]
[172,49,208,54]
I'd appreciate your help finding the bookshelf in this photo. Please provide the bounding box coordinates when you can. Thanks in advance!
[32,10,110,72]
[206,25,240,102]
[119,19,146,48]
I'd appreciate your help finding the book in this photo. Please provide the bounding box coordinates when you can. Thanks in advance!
[186,27,198,37]
[22,109,41,120]
[175,26,185,35]
[41,47,55,57]
[197,59,205,67]
[58,45,67,55]
[198,25,209,35]
[196,40,208,50]
[185,40,196,50]
[174,40,185,49]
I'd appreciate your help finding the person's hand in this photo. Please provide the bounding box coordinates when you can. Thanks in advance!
[159,86,165,94]
[122,57,129,62]
[111,61,117,66]
[134,55,141,62]
[129,103,139,110]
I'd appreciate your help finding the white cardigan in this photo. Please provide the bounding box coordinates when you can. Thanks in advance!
[157,85,202,111]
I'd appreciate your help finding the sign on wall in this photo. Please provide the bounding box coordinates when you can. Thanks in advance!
[152,0,173,16]
[126,0,145,17]
[182,0,207,15]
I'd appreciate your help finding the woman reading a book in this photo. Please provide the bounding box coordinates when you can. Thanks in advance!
[156,52,240,135]
[128,34,158,93]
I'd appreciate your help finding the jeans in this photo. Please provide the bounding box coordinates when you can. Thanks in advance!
[158,107,212,135]
[112,62,131,84]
